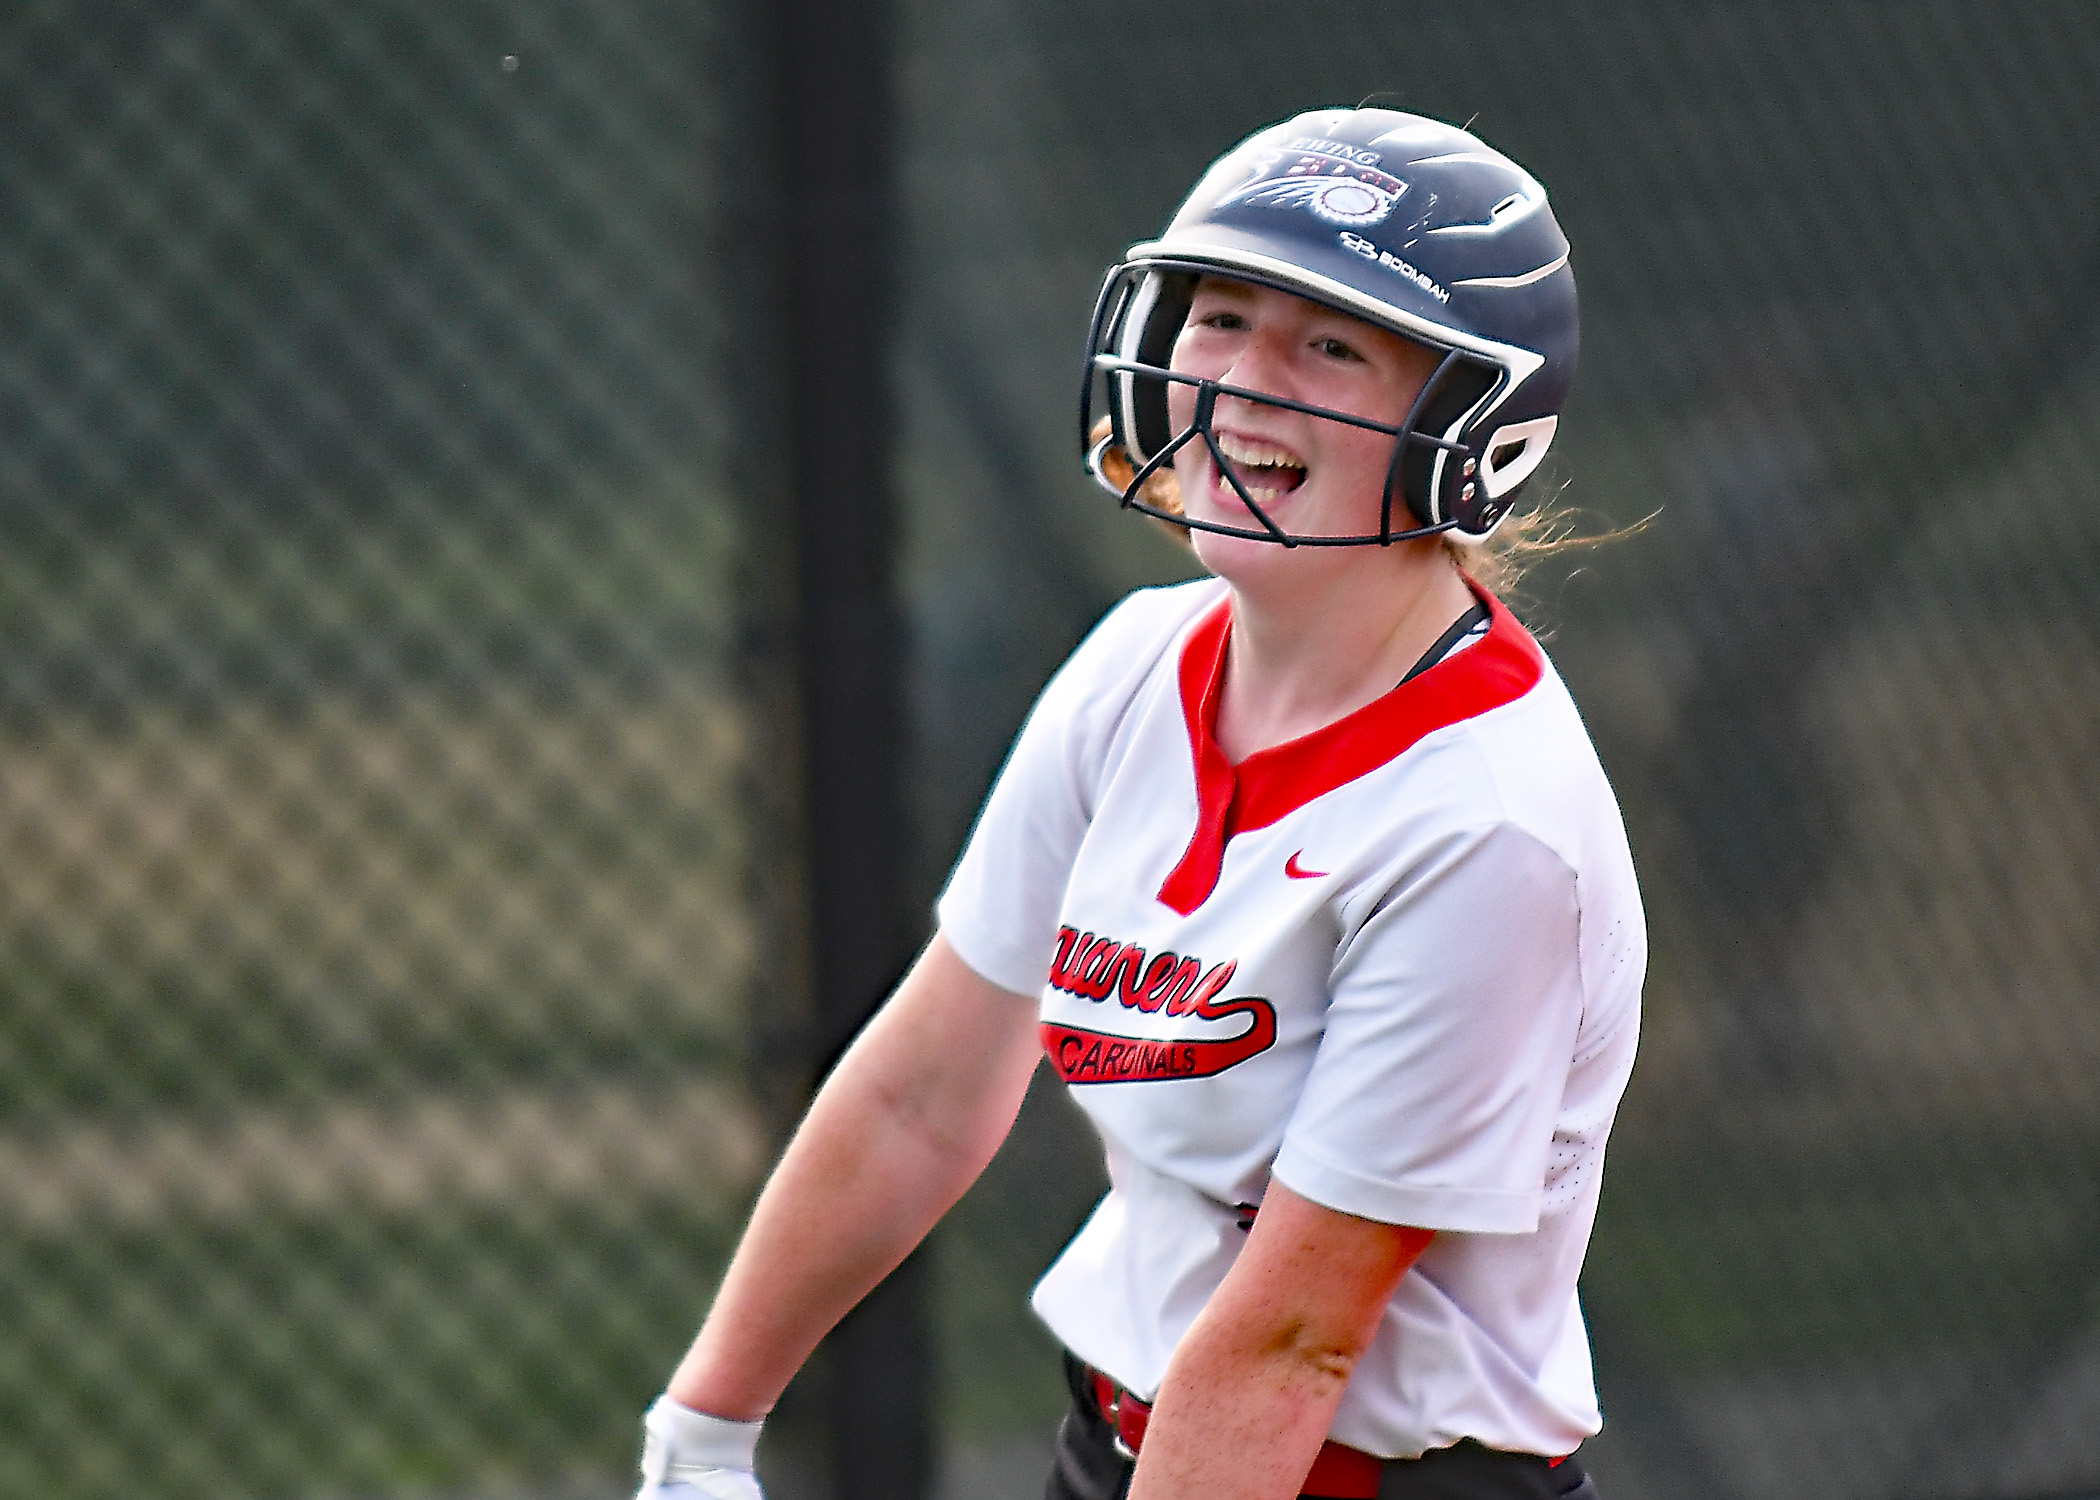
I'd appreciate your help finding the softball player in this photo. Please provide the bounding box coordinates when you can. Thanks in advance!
[636,107,1641,1500]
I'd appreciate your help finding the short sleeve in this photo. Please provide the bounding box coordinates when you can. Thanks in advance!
[935,594,1170,996]
[1271,821,1584,1235]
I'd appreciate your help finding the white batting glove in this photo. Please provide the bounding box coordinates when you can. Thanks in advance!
[634,1395,766,1500]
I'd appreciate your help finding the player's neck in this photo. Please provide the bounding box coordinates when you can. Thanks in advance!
[1210,546,1475,764]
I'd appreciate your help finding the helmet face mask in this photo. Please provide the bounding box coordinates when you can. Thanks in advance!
[1081,109,1577,547]
[1085,263,1494,547]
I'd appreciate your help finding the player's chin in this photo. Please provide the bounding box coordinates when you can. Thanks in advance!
[1188,497,1322,577]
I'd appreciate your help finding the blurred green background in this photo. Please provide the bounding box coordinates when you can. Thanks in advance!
[1,3,2096,1498]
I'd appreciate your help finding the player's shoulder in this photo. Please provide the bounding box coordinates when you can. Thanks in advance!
[1083,574,1226,651]
[1012,575,1226,777]
[1046,575,1225,699]
[1372,651,1620,867]
[1457,654,1638,903]
[1473,652,1614,805]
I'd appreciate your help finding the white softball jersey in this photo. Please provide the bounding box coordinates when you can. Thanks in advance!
[936,575,1644,1462]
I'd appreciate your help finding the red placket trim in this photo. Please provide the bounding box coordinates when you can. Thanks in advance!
[1154,585,1545,916]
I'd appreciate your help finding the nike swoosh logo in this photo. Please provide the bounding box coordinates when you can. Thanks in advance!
[1284,852,1327,880]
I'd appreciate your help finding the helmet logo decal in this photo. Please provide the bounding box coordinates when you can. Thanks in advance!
[1221,152,1408,229]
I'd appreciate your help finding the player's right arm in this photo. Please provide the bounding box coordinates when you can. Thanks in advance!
[661,930,1042,1420]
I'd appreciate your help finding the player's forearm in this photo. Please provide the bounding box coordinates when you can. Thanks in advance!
[1126,1314,1358,1500]
[1127,1183,1433,1499]
[664,934,1038,1419]
[665,1075,981,1415]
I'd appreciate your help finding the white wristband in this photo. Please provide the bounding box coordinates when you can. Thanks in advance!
[640,1396,764,1486]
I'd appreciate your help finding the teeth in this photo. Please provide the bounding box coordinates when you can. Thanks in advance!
[1215,432,1305,472]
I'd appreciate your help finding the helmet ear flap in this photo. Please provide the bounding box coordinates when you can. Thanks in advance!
[1477,416,1557,499]
[1108,270,1196,469]
[1399,357,1497,531]
[1445,414,1559,539]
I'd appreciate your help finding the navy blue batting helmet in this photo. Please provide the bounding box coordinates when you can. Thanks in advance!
[1081,107,1578,545]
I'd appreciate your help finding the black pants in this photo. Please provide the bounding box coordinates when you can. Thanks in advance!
[1045,1354,1599,1500]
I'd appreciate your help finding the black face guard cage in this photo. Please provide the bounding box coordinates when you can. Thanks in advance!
[1078,265,1502,548]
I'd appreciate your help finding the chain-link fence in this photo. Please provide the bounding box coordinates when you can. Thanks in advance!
[2,2,2096,1499]
[0,3,768,1495]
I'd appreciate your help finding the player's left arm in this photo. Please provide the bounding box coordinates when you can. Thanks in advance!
[1126,1182,1433,1500]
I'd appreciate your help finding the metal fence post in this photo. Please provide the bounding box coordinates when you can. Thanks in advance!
[749,0,932,1494]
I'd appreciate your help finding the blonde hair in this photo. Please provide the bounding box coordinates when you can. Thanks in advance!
[1087,418,1600,597]
[1444,496,1600,598]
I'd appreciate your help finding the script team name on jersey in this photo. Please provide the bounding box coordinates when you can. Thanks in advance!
[1042,926,1276,1084]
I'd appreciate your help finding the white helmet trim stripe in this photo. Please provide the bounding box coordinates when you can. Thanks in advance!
[1454,250,1570,289]
[1404,151,1503,167]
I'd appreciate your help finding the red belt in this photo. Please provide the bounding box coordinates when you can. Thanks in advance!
[1087,1367,1387,1499]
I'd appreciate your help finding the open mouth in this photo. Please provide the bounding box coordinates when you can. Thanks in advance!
[1212,431,1307,500]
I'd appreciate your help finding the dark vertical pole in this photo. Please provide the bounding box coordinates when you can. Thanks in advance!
[751,0,930,1497]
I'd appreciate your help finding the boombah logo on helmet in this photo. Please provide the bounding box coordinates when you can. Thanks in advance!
[1041,926,1276,1084]
[1080,107,1577,547]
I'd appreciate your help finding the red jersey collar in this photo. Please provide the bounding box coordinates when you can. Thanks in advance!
[1156,585,1545,915]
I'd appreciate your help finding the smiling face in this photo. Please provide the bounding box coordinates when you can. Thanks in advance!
[1164,277,1443,563]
